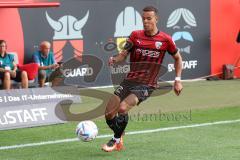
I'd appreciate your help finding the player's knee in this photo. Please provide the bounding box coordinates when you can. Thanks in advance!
[21,71,28,79]
[118,102,128,114]
[38,70,46,80]
[4,72,10,80]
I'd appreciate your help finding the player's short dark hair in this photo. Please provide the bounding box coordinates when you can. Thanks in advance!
[143,6,158,15]
[0,40,6,45]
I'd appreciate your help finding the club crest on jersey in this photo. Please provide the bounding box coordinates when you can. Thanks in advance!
[155,41,162,49]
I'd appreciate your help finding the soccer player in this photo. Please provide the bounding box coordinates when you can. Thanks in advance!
[101,6,183,152]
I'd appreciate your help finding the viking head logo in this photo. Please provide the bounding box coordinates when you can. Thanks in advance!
[114,6,143,51]
[46,11,89,62]
[46,11,89,40]
[167,8,197,54]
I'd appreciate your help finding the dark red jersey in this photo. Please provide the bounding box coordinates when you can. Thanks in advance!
[125,30,178,87]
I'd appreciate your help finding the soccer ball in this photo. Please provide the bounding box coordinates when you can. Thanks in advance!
[76,120,98,142]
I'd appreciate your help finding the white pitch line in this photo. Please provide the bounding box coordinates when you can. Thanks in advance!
[0,119,240,151]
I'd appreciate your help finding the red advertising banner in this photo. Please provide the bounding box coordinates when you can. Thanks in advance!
[0,9,24,64]
[211,0,240,77]
[0,0,60,8]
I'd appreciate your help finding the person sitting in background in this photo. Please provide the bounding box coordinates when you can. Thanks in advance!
[0,40,28,90]
[33,41,60,87]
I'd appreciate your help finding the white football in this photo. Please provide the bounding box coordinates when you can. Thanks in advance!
[76,121,98,142]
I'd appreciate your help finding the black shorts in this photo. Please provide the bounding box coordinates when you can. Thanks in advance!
[114,79,155,105]
[0,70,23,82]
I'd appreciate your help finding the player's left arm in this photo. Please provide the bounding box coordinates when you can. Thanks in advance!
[172,51,183,96]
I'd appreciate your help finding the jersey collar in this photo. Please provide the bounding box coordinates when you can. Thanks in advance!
[144,30,160,37]
[0,52,7,58]
[39,51,49,59]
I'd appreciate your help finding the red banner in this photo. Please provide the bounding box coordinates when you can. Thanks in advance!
[0,9,24,64]
[211,0,240,77]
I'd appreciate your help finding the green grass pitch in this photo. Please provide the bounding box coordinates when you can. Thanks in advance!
[0,80,240,160]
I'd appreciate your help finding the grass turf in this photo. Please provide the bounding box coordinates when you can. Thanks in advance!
[0,80,240,160]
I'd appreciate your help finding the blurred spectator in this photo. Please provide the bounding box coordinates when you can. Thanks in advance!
[0,40,28,90]
[33,41,61,87]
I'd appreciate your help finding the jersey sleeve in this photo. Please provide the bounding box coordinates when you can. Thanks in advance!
[32,52,40,65]
[122,31,135,54]
[167,36,178,56]
[8,54,15,63]
[50,52,56,64]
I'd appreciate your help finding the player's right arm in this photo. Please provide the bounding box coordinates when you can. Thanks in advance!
[108,50,128,65]
[108,37,134,66]
[33,53,58,70]
[108,31,135,66]
[39,64,59,70]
